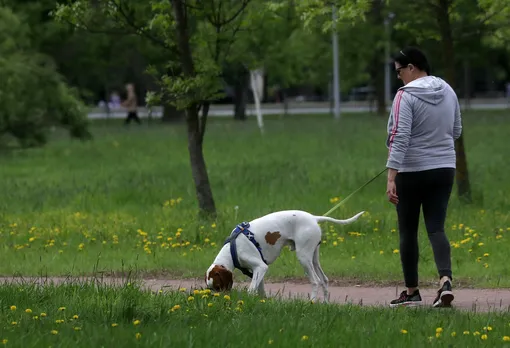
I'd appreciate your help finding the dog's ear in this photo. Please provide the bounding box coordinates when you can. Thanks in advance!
[218,267,233,291]
[208,265,233,291]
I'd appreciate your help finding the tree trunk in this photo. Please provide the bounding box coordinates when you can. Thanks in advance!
[172,0,216,216]
[233,68,249,120]
[186,104,216,216]
[373,65,386,115]
[436,0,472,202]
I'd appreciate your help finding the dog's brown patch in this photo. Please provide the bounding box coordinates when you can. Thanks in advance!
[265,231,281,245]
[207,265,233,291]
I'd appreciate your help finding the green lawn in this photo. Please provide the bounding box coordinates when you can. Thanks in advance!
[0,280,509,347]
[0,110,508,287]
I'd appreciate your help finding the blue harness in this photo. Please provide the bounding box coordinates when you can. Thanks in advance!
[223,222,267,279]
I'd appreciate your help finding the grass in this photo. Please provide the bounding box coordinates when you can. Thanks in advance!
[0,110,509,287]
[0,280,509,347]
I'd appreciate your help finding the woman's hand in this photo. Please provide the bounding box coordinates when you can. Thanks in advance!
[386,168,399,205]
[386,179,399,205]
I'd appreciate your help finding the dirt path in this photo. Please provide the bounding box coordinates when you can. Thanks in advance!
[1,276,509,313]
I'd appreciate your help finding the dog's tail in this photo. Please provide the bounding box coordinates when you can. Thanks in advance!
[314,211,365,225]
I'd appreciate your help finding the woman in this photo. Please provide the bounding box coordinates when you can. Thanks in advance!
[385,47,462,308]
[122,83,141,125]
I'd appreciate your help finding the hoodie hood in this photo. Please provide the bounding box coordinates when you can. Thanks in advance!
[399,76,447,105]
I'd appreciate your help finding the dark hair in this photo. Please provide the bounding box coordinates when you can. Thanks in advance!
[393,46,431,75]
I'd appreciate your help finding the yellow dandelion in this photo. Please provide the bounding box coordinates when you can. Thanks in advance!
[451,332,456,337]
[260,299,266,303]
[435,333,441,338]
[51,330,58,335]
[74,327,81,331]
[478,242,484,246]
[268,339,274,344]
[379,250,384,255]
[58,307,66,312]
[503,336,510,342]
[10,306,16,311]
[11,322,17,326]
[213,293,220,297]
[2,339,7,344]
[436,328,443,333]
[483,326,493,331]
[133,319,141,326]
[73,315,79,320]
[111,323,118,327]
[481,334,488,340]
[463,331,470,335]
[484,253,489,257]
[25,308,32,314]
[40,312,47,317]
[208,303,213,307]
[393,249,399,254]
[224,295,231,301]
[301,335,309,341]
[135,333,142,340]
[401,329,408,334]
[193,289,200,295]
[187,296,194,301]
[179,287,187,292]
[237,300,244,306]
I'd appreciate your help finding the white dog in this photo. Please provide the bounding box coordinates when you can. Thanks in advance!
[205,210,365,302]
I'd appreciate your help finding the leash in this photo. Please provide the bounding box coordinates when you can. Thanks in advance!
[322,168,387,217]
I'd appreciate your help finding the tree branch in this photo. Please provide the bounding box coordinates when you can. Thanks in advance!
[109,0,178,54]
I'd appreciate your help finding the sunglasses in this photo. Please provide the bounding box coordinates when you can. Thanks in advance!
[396,64,410,76]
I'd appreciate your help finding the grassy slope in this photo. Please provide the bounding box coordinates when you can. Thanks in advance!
[0,111,508,287]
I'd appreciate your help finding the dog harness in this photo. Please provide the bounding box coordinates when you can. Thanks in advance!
[223,222,267,278]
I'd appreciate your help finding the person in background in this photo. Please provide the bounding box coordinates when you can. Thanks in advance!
[385,46,462,308]
[122,83,141,125]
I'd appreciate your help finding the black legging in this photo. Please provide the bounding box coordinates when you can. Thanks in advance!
[395,167,455,288]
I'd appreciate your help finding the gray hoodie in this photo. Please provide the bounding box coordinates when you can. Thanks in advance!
[386,76,462,172]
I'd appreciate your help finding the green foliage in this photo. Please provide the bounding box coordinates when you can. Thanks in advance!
[293,0,371,33]
[478,0,510,50]
[54,0,251,110]
[0,6,91,148]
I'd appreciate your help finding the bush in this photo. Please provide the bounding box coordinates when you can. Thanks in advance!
[0,6,91,148]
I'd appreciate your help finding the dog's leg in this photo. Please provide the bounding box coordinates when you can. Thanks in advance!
[257,278,266,298]
[296,246,321,302]
[248,264,268,296]
[313,244,329,302]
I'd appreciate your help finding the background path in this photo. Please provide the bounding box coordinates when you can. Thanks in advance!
[1,276,509,313]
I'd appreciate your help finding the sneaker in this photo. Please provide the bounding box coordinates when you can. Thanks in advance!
[432,280,454,308]
[390,289,423,308]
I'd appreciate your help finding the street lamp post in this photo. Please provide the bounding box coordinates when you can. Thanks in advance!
[384,12,395,106]
[332,5,340,119]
